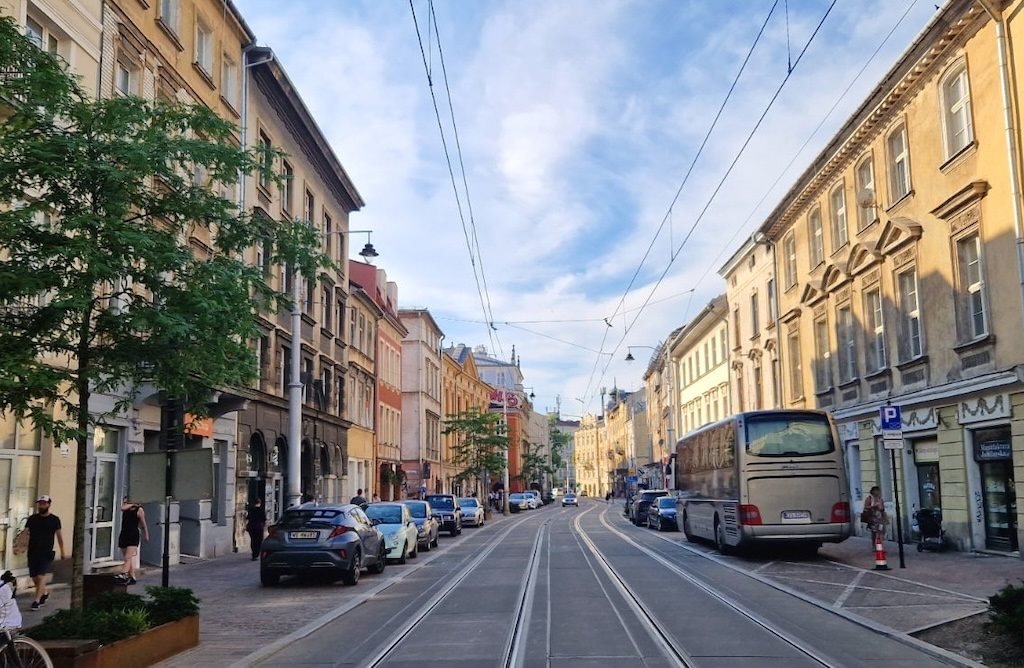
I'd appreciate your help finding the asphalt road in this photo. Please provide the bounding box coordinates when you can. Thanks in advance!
[249,501,972,668]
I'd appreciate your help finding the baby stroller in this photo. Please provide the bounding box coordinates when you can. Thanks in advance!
[914,507,947,552]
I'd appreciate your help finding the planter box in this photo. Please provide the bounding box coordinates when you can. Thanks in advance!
[42,615,199,668]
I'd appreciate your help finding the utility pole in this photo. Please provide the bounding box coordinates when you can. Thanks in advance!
[286,268,302,509]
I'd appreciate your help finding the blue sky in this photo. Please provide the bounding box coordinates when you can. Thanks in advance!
[234,0,943,418]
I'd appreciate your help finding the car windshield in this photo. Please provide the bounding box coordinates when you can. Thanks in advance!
[427,496,454,510]
[277,509,341,529]
[565,494,576,498]
[745,413,835,457]
[405,503,427,519]
[657,498,675,508]
[458,498,479,508]
[641,492,665,502]
[510,494,525,500]
[364,505,403,524]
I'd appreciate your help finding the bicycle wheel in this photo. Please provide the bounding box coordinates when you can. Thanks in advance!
[11,636,53,668]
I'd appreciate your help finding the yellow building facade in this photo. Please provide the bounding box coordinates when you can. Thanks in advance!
[441,346,494,495]
[574,414,608,497]
[670,296,730,438]
[762,0,1024,554]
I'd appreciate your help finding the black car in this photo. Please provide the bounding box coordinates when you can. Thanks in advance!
[630,489,670,526]
[401,500,440,551]
[259,504,387,587]
[646,496,679,531]
[424,494,463,536]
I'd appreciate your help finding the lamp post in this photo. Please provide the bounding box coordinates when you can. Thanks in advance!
[624,345,658,362]
[286,230,378,509]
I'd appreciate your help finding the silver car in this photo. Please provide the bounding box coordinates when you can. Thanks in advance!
[458,497,485,526]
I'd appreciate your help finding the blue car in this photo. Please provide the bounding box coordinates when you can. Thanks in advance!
[646,496,679,531]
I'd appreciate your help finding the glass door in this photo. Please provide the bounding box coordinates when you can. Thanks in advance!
[981,461,1019,552]
[89,428,120,562]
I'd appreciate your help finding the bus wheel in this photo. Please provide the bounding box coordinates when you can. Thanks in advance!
[682,513,695,542]
[714,518,732,555]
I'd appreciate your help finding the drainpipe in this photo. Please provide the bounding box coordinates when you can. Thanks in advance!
[979,0,1024,332]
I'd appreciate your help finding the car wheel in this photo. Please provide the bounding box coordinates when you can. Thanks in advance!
[369,544,387,574]
[397,542,408,564]
[409,539,418,559]
[260,570,280,587]
[421,538,431,552]
[341,549,362,586]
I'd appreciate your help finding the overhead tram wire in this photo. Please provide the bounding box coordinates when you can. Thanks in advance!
[409,0,503,357]
[684,0,923,298]
[429,0,503,358]
[585,0,838,407]
[580,1,779,406]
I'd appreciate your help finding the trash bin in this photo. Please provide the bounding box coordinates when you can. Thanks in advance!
[83,573,127,608]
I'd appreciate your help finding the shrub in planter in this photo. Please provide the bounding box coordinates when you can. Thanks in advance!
[988,580,1024,647]
[88,591,147,614]
[27,608,149,645]
[144,586,199,626]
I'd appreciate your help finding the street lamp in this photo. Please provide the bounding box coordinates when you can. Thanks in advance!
[287,229,379,508]
[624,345,658,362]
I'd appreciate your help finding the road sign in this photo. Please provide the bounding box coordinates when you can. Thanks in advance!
[883,439,903,450]
[880,405,903,441]
[626,476,638,483]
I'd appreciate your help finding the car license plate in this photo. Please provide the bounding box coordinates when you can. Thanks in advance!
[781,510,811,523]
[289,531,318,539]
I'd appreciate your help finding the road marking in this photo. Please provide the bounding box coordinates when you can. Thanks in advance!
[752,560,776,573]
[833,569,867,608]
[504,518,548,668]
[821,558,988,603]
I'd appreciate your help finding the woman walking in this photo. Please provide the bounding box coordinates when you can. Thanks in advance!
[863,486,889,545]
[115,497,148,585]
[246,498,267,561]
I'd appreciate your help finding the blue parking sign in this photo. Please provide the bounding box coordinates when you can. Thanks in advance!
[880,405,902,431]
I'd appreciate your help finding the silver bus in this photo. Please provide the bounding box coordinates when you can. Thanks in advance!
[674,410,852,553]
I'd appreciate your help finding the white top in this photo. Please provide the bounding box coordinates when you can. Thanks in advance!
[0,583,22,630]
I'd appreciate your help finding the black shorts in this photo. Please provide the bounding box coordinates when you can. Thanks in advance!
[27,551,54,578]
[118,532,140,549]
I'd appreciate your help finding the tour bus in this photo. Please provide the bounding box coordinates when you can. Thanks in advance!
[675,410,852,553]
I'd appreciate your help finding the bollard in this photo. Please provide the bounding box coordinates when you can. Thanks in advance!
[873,534,890,571]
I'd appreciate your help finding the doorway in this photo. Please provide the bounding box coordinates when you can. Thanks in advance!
[89,427,121,562]
[973,427,1018,552]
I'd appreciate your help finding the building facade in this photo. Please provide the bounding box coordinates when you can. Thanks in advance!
[471,346,527,493]
[550,415,579,492]
[442,344,493,495]
[671,296,730,437]
[399,310,443,495]
[573,414,608,497]
[761,0,1024,554]
[346,284,382,502]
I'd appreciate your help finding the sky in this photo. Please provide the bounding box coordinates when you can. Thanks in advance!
[234,0,944,419]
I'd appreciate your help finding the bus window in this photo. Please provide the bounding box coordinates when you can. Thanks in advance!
[745,414,834,457]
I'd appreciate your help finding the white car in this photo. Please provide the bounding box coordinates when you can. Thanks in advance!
[365,502,418,563]
[523,491,540,509]
[458,497,485,526]
[508,493,530,511]
[562,493,578,507]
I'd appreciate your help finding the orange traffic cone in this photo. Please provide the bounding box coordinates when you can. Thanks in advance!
[873,533,890,570]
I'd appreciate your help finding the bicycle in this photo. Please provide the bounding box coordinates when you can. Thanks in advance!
[0,628,52,668]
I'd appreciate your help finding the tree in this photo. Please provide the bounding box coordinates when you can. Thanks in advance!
[442,408,508,495]
[0,17,327,608]
[518,441,554,490]
[548,419,571,486]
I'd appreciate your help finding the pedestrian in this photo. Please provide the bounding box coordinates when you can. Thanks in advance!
[0,571,20,631]
[245,497,267,561]
[605,491,611,504]
[115,496,149,584]
[371,493,381,503]
[862,486,888,545]
[25,495,65,611]
[350,488,367,506]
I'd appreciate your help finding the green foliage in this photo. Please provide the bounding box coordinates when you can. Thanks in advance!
[443,409,508,489]
[988,581,1024,646]
[144,585,200,626]
[27,608,150,645]
[86,590,146,613]
[548,421,571,470]
[518,440,554,487]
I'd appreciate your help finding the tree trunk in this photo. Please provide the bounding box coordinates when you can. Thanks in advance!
[71,310,92,610]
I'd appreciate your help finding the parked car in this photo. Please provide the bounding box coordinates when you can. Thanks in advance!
[562,493,578,507]
[579,490,589,497]
[523,491,540,509]
[260,504,386,587]
[458,497,485,526]
[401,500,440,551]
[425,494,463,536]
[508,492,530,512]
[630,489,670,526]
[365,502,418,563]
[646,496,679,531]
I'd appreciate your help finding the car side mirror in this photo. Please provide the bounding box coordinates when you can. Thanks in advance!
[370,518,380,526]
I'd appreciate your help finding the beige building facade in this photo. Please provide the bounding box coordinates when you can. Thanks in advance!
[671,296,730,438]
[346,286,382,503]
[573,413,608,497]
[442,345,493,495]
[399,310,444,495]
[761,0,1024,554]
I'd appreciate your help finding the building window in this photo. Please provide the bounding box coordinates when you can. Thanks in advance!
[324,211,333,259]
[856,155,876,230]
[865,289,886,373]
[159,0,179,35]
[322,287,333,331]
[279,345,290,392]
[281,161,294,215]
[808,209,824,267]
[753,365,763,411]
[941,63,973,158]
[720,328,728,362]
[26,16,58,54]
[788,330,803,400]
[897,269,923,360]
[732,307,741,349]
[195,21,213,75]
[956,233,987,340]
[814,318,832,391]
[887,124,911,202]
[829,185,848,252]
[783,232,797,289]
[115,61,136,96]
[222,55,239,108]
[304,189,315,224]
[766,278,778,323]
[750,291,760,338]
[836,305,857,384]
[257,131,272,192]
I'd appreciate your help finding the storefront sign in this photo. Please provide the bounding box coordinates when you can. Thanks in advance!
[974,440,1012,462]
[913,441,939,463]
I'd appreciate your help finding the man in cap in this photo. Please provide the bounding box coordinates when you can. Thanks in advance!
[25,495,64,611]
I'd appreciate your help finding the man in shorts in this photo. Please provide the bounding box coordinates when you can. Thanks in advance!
[26,495,65,611]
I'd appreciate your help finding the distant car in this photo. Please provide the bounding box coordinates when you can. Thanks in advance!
[631,489,670,526]
[646,496,679,531]
[260,504,386,587]
[562,493,578,507]
[401,500,440,551]
[365,502,418,563]
[579,490,589,497]
[523,491,540,509]
[458,497,485,526]
[425,494,463,536]
[508,493,530,512]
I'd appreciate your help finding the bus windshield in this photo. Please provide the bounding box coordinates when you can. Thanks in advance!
[745,413,835,457]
